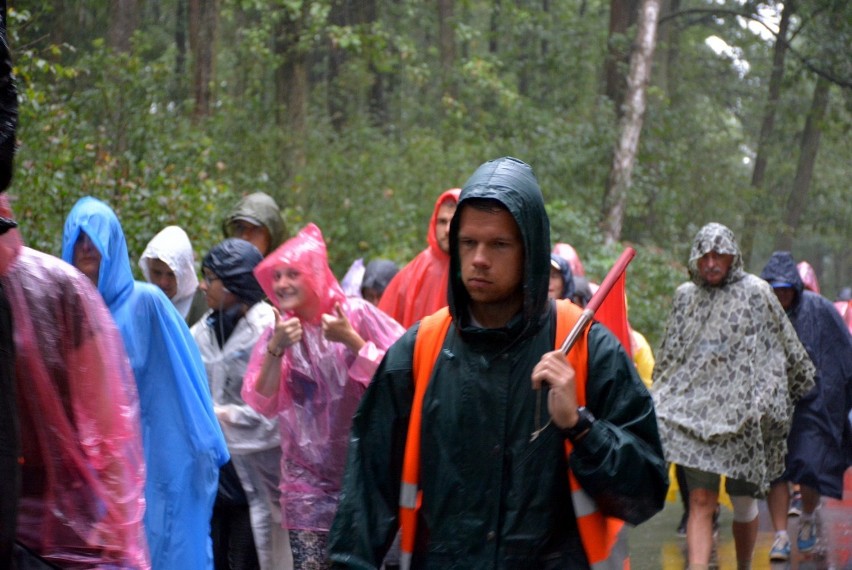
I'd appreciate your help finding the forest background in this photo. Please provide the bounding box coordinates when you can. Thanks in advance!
[5,0,850,348]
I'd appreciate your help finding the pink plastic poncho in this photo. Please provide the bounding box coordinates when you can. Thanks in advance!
[378,188,460,328]
[0,198,149,569]
[552,242,586,277]
[242,223,404,532]
[797,261,820,294]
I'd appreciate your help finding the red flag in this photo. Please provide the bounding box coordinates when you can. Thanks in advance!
[593,270,632,357]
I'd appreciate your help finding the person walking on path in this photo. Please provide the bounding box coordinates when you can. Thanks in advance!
[378,188,460,328]
[652,223,815,570]
[139,225,208,326]
[329,156,668,569]
[241,223,404,569]
[192,238,293,570]
[62,196,230,570]
[223,192,287,256]
[760,251,852,561]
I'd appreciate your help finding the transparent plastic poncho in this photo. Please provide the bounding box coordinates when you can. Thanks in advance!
[0,204,149,568]
[242,223,404,531]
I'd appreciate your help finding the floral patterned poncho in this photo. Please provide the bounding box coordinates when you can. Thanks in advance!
[652,223,815,493]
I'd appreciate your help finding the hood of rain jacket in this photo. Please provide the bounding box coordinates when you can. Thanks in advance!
[760,251,852,497]
[378,188,461,328]
[361,259,399,298]
[448,157,550,339]
[223,192,286,250]
[687,222,747,287]
[139,225,200,319]
[550,253,575,300]
[796,260,820,293]
[203,238,266,306]
[61,196,229,570]
[254,223,346,324]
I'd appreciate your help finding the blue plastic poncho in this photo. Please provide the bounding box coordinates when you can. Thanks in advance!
[61,196,229,570]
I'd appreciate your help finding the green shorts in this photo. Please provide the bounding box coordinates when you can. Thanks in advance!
[682,466,761,498]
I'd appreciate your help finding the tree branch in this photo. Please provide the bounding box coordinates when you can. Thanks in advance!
[658,7,852,89]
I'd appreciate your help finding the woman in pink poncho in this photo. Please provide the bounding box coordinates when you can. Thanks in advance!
[242,223,404,568]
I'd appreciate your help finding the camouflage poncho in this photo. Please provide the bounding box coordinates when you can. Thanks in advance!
[652,223,815,493]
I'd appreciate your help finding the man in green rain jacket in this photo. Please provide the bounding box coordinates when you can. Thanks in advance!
[329,157,667,569]
[222,191,287,256]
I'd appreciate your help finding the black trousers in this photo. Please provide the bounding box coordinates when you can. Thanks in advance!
[211,461,259,570]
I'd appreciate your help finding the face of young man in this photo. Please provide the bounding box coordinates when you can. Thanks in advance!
[72,231,102,286]
[434,201,457,254]
[697,251,734,287]
[148,258,178,299]
[228,219,272,256]
[457,205,524,326]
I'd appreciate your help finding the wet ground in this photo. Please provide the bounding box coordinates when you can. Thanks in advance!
[630,469,852,569]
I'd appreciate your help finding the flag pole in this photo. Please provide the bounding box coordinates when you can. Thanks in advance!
[530,246,637,442]
[559,247,635,355]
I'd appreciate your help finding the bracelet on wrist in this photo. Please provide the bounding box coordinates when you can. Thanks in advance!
[266,343,284,358]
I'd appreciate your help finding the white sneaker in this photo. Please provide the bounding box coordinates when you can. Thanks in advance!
[769,534,791,561]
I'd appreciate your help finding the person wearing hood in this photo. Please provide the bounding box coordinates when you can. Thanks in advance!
[191,238,293,570]
[328,157,667,569]
[61,196,230,570]
[139,225,208,327]
[760,251,852,561]
[547,253,574,301]
[360,259,399,306]
[652,223,815,570]
[241,223,404,569]
[223,192,287,256]
[378,188,461,328]
[0,195,148,569]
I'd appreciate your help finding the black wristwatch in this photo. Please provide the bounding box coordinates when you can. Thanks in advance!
[561,406,595,442]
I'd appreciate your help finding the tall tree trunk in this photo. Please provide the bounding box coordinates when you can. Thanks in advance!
[515,0,532,97]
[188,0,218,120]
[739,1,792,266]
[774,77,830,251]
[275,12,308,173]
[108,0,139,53]
[437,0,457,101]
[327,0,349,132]
[604,0,639,114]
[172,0,187,102]
[601,0,661,245]
[489,0,502,54]
[653,0,679,97]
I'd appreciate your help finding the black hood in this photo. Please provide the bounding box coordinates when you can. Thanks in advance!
[448,157,550,338]
[202,238,266,306]
[760,251,804,308]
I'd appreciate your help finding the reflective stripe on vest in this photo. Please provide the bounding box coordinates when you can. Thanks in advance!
[400,300,628,569]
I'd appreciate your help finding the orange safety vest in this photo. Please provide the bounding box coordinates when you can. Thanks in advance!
[399,300,629,570]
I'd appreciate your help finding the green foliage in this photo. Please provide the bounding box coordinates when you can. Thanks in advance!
[5,0,850,309]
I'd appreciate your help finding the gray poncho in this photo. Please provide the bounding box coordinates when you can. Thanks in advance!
[652,223,815,492]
